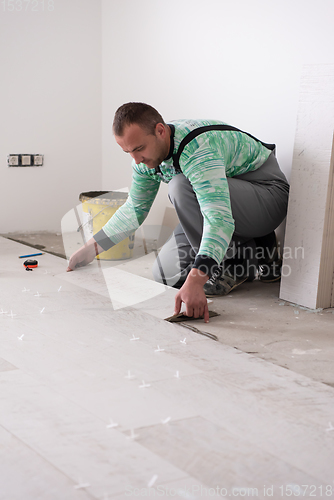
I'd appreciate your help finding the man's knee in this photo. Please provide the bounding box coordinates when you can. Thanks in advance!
[152,257,183,287]
[152,258,165,284]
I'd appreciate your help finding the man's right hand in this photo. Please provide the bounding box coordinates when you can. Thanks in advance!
[67,237,104,271]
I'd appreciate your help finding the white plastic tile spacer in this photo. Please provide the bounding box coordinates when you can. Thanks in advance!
[175,371,180,378]
[125,370,135,379]
[139,380,151,388]
[18,334,24,341]
[34,292,41,297]
[0,309,8,315]
[106,419,119,429]
[130,334,140,341]
[74,483,91,490]
[161,417,171,424]
[154,345,164,352]
[22,287,30,292]
[147,475,158,488]
[40,307,45,314]
[326,422,334,432]
[180,338,187,344]
[7,310,16,319]
[58,286,62,292]
[127,428,139,439]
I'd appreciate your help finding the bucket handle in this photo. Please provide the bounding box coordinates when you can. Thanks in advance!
[77,205,107,232]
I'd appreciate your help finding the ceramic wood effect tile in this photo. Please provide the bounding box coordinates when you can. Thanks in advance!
[0,426,94,500]
[134,416,326,495]
[0,370,189,498]
[148,373,334,483]
[1,237,334,499]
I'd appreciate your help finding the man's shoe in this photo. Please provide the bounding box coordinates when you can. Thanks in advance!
[258,258,282,282]
[204,267,248,297]
[254,231,282,283]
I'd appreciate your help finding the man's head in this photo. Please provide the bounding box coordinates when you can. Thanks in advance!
[113,102,170,169]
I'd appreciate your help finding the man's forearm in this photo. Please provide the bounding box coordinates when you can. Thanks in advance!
[91,236,105,255]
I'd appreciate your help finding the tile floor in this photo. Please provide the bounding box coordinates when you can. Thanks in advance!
[1,233,333,499]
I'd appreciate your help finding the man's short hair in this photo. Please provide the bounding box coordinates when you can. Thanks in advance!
[113,102,166,136]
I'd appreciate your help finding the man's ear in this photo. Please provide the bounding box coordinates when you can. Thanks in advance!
[155,122,166,137]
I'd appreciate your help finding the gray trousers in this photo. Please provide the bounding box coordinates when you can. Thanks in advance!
[152,153,289,286]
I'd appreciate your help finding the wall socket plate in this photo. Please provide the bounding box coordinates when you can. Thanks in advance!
[7,154,44,167]
[7,155,20,166]
[33,154,43,166]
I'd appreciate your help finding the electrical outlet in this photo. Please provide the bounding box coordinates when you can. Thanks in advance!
[7,155,19,166]
[33,154,44,166]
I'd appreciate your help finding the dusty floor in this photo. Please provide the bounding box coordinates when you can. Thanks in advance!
[2,231,334,388]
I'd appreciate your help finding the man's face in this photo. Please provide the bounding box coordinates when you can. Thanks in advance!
[115,123,169,169]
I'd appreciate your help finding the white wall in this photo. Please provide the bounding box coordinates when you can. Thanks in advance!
[102,0,334,225]
[2,0,334,234]
[0,0,102,233]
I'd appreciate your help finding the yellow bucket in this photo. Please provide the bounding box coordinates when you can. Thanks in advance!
[79,191,135,260]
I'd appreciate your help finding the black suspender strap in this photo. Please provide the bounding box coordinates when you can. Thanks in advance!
[171,124,276,172]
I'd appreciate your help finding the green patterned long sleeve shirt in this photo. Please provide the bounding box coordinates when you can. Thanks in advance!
[95,119,271,274]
